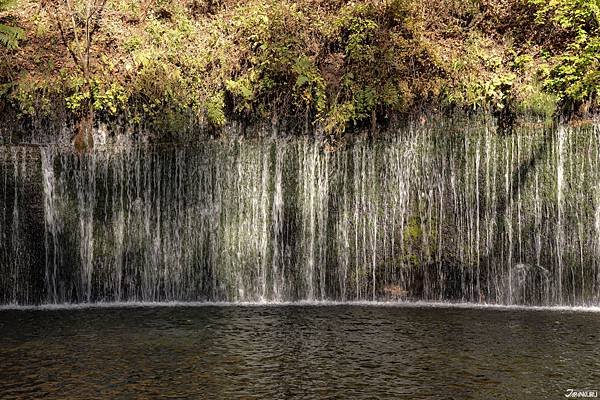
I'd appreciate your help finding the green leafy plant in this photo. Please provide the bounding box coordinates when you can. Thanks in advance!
[292,55,326,116]
[530,0,600,110]
[0,0,24,49]
[206,91,226,126]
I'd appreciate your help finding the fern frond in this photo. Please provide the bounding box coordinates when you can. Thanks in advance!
[0,23,23,49]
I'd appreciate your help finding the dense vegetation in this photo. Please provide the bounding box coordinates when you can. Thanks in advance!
[0,0,598,139]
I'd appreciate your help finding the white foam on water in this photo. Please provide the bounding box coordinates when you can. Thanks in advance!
[1,300,600,313]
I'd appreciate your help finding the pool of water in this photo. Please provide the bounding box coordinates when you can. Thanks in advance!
[1,304,599,399]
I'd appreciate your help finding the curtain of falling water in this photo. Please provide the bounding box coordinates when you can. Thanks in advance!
[1,123,600,305]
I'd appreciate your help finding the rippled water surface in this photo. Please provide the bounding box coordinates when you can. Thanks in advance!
[1,305,599,399]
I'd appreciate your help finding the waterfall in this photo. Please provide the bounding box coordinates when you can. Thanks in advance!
[556,126,565,303]
[1,122,599,305]
[42,149,60,303]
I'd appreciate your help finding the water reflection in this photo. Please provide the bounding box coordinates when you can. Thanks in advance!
[1,305,599,399]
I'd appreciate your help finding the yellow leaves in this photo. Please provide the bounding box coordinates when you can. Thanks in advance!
[323,102,356,135]
[226,75,256,112]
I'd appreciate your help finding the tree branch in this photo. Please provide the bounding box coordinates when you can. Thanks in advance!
[56,17,81,68]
